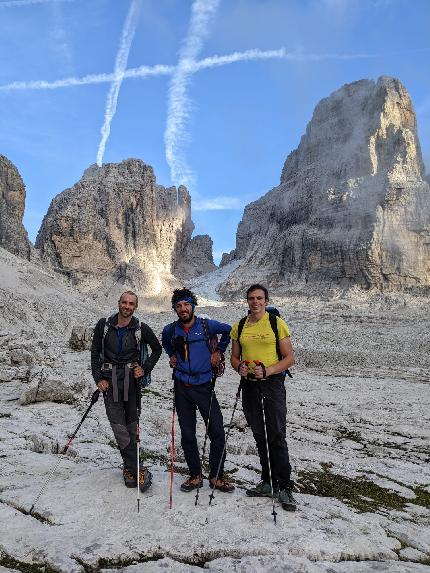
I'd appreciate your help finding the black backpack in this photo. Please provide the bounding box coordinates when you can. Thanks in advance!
[237,308,293,379]
[101,315,152,388]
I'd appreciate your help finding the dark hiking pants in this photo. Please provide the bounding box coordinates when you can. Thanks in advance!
[174,379,226,479]
[242,375,293,490]
[104,372,139,476]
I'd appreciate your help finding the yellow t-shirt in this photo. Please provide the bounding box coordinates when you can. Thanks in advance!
[231,312,290,371]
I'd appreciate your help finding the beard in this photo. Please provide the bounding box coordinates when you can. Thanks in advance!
[178,309,194,325]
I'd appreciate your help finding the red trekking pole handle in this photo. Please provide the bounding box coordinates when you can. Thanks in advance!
[254,360,267,379]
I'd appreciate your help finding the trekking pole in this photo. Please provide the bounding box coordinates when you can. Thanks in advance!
[195,373,216,506]
[208,379,242,506]
[169,385,176,509]
[136,379,142,514]
[29,389,101,515]
[257,370,277,525]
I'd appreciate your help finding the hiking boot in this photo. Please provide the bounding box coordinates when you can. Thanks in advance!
[209,477,235,493]
[139,468,152,493]
[246,480,278,497]
[278,488,297,511]
[123,467,137,488]
[180,475,203,492]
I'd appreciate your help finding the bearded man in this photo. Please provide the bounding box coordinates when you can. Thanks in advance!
[91,291,162,492]
[162,288,234,493]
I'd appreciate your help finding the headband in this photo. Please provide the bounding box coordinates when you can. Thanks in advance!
[172,296,195,310]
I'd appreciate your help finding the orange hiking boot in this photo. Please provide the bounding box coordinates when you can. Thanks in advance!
[180,475,203,492]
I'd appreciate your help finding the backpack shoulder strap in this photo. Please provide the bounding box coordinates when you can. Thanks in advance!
[168,321,177,349]
[237,316,247,360]
[134,318,153,388]
[268,312,282,361]
[134,317,141,347]
[237,316,247,340]
[201,318,212,353]
[268,313,293,378]
[101,316,112,362]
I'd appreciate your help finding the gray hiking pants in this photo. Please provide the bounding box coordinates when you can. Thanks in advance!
[103,372,139,475]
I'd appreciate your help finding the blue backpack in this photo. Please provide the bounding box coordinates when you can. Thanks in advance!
[167,317,225,378]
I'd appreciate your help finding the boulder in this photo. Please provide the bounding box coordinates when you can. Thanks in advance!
[19,369,87,405]
[69,326,94,351]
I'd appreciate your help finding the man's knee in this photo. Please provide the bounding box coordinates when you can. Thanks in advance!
[180,424,198,446]
[111,422,131,450]
[208,424,225,446]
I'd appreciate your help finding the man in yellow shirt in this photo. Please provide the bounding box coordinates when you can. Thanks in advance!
[230,284,296,511]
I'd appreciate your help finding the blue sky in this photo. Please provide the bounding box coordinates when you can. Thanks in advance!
[0,0,429,264]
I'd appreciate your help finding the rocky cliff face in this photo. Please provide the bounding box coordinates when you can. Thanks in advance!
[0,154,31,259]
[220,77,430,296]
[36,159,212,296]
[175,234,216,278]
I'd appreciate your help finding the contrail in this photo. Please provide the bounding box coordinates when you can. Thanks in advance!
[0,65,174,92]
[192,48,376,71]
[0,0,73,7]
[96,0,142,166]
[0,50,375,93]
[164,0,220,189]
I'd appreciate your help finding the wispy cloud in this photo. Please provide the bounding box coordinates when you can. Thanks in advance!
[193,196,244,211]
[164,0,220,189]
[96,0,142,166]
[50,1,73,69]
[0,0,73,7]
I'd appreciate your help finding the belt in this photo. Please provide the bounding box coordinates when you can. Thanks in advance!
[101,362,138,402]
[174,378,209,388]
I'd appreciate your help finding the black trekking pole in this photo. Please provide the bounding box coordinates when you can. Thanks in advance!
[208,379,242,506]
[258,383,277,525]
[195,373,216,506]
[29,389,101,515]
[136,379,142,514]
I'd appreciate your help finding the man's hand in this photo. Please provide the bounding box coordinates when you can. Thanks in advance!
[133,365,145,378]
[210,350,221,367]
[254,361,267,379]
[169,355,177,368]
[97,379,109,392]
[238,360,250,377]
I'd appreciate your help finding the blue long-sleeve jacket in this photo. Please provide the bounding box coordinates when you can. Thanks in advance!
[161,317,231,385]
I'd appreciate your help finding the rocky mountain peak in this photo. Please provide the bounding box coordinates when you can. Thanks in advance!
[220,76,430,295]
[0,154,31,259]
[35,158,211,297]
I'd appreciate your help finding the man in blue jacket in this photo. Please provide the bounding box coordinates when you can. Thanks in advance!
[162,288,234,493]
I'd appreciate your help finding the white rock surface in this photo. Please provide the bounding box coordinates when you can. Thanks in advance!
[0,245,429,572]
